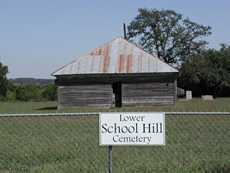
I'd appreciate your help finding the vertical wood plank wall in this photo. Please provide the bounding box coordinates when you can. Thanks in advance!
[58,85,113,108]
[122,82,175,105]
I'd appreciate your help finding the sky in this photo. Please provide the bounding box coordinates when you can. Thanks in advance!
[0,0,230,79]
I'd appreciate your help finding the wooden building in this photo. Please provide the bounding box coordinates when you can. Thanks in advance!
[52,37,178,108]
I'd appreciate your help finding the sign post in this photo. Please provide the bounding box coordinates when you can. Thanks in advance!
[99,112,165,173]
[108,145,112,173]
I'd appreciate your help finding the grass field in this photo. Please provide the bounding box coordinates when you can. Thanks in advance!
[0,115,229,173]
[0,99,230,173]
[1,97,230,113]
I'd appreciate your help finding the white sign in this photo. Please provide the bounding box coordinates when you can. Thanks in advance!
[99,112,165,146]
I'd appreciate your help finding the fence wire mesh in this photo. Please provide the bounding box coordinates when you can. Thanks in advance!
[0,113,229,173]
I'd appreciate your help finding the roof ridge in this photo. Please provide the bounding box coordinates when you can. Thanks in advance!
[87,37,122,55]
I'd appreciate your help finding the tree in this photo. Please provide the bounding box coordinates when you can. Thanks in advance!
[127,9,211,64]
[0,62,8,99]
[178,45,230,96]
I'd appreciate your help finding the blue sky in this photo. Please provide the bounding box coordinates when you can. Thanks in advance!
[0,0,230,79]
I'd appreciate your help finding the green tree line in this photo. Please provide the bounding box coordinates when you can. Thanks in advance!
[6,83,57,101]
[178,45,230,97]
[1,79,57,102]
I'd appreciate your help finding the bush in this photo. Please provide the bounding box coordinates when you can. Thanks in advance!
[42,84,57,101]
[15,85,43,101]
[4,84,58,102]
[6,90,16,101]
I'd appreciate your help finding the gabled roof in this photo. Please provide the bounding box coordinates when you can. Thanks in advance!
[52,37,178,76]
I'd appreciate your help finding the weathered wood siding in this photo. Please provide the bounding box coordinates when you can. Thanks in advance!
[58,85,113,108]
[122,82,176,105]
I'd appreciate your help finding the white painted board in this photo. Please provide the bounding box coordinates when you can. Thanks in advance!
[99,112,165,146]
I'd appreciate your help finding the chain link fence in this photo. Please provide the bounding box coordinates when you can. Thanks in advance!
[0,113,229,173]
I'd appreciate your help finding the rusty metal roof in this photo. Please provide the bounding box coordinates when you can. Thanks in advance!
[52,37,178,76]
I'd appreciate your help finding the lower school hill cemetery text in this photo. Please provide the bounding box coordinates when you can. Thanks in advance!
[99,113,165,145]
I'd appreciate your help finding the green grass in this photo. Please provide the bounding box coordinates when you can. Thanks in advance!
[0,99,230,172]
[0,97,230,113]
[0,115,229,173]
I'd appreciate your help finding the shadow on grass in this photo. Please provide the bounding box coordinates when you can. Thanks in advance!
[204,164,230,173]
[36,106,58,111]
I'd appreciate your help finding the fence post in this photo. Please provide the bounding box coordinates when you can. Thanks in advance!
[108,145,112,173]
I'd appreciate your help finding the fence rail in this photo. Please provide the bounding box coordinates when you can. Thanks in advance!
[0,111,230,117]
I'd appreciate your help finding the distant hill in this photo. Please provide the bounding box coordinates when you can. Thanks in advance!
[9,78,54,86]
